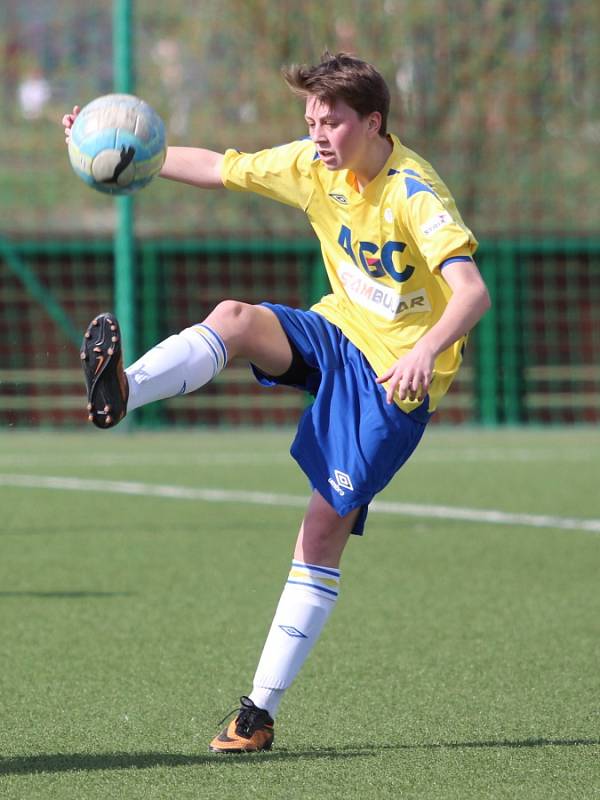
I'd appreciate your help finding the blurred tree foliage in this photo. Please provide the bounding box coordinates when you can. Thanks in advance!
[1,0,599,235]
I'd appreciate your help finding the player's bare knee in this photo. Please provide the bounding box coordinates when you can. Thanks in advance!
[211,299,250,328]
[205,299,279,362]
[206,300,256,344]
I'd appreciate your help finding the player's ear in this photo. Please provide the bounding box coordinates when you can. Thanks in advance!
[367,112,382,136]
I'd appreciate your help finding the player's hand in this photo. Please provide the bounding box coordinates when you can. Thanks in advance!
[376,342,436,405]
[62,105,80,144]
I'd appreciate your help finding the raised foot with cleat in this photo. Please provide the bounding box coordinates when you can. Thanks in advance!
[209,696,274,754]
[80,312,128,429]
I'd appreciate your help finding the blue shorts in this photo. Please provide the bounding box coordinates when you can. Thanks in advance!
[251,304,429,535]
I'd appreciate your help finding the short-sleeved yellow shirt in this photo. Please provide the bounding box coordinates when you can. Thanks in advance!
[221,134,478,414]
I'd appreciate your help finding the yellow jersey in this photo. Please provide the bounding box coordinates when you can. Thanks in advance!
[221,134,478,414]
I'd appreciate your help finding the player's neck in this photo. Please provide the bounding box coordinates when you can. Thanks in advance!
[351,135,393,193]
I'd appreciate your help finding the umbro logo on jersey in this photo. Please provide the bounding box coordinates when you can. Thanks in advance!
[329,193,349,205]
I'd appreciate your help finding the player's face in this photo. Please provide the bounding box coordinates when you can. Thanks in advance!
[304,96,375,172]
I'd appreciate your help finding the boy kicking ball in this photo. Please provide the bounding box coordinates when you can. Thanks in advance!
[64,52,490,752]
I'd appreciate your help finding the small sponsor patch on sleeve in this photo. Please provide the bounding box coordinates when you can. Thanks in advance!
[421,211,453,236]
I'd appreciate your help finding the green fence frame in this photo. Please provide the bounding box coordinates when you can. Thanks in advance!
[2,236,599,426]
[476,237,600,425]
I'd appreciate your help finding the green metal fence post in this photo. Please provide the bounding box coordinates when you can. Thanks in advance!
[138,243,163,428]
[499,241,524,424]
[113,0,136,427]
[476,245,500,425]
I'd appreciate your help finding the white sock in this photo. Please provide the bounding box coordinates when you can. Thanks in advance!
[248,686,285,719]
[249,561,341,719]
[125,324,227,412]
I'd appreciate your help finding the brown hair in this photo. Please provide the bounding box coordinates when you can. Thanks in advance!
[282,51,391,137]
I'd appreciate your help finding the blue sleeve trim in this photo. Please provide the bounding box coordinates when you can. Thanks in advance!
[439,256,474,270]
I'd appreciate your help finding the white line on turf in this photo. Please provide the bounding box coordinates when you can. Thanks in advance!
[0,453,294,468]
[1,473,599,533]
[0,449,595,467]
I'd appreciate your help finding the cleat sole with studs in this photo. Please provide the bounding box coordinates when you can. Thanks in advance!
[80,312,128,430]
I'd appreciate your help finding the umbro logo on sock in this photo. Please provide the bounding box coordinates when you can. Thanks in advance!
[278,625,307,638]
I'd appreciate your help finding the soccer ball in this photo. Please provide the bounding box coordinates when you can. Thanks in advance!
[68,94,167,195]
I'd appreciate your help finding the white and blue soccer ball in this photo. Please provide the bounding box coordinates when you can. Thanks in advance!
[68,94,167,195]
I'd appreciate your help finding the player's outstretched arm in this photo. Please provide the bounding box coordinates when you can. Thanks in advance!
[61,105,224,189]
[159,147,225,189]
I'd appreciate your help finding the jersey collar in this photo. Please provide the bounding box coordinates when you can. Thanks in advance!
[343,134,402,204]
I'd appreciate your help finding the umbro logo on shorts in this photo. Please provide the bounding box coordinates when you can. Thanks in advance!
[334,470,354,490]
[328,470,354,496]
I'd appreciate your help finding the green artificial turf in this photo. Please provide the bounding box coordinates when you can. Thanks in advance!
[0,428,598,799]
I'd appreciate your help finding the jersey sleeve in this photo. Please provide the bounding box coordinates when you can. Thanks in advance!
[220,139,315,210]
[400,176,478,272]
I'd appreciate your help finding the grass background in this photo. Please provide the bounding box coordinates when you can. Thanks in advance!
[0,428,599,799]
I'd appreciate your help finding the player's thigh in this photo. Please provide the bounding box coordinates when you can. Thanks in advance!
[294,490,359,568]
[204,301,293,376]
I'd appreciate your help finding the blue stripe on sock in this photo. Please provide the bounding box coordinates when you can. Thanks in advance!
[286,579,339,597]
[196,332,220,378]
[292,560,341,578]
[200,324,228,368]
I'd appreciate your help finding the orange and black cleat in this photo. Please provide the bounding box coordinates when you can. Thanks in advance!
[209,696,274,753]
[80,312,128,429]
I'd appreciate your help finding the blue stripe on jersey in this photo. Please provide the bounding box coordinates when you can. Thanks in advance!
[405,176,437,199]
[439,256,474,269]
[292,560,340,578]
[286,579,339,597]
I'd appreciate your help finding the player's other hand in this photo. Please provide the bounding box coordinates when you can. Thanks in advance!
[376,341,436,405]
[62,106,80,144]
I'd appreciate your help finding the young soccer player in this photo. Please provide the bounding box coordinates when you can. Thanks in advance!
[63,52,490,753]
